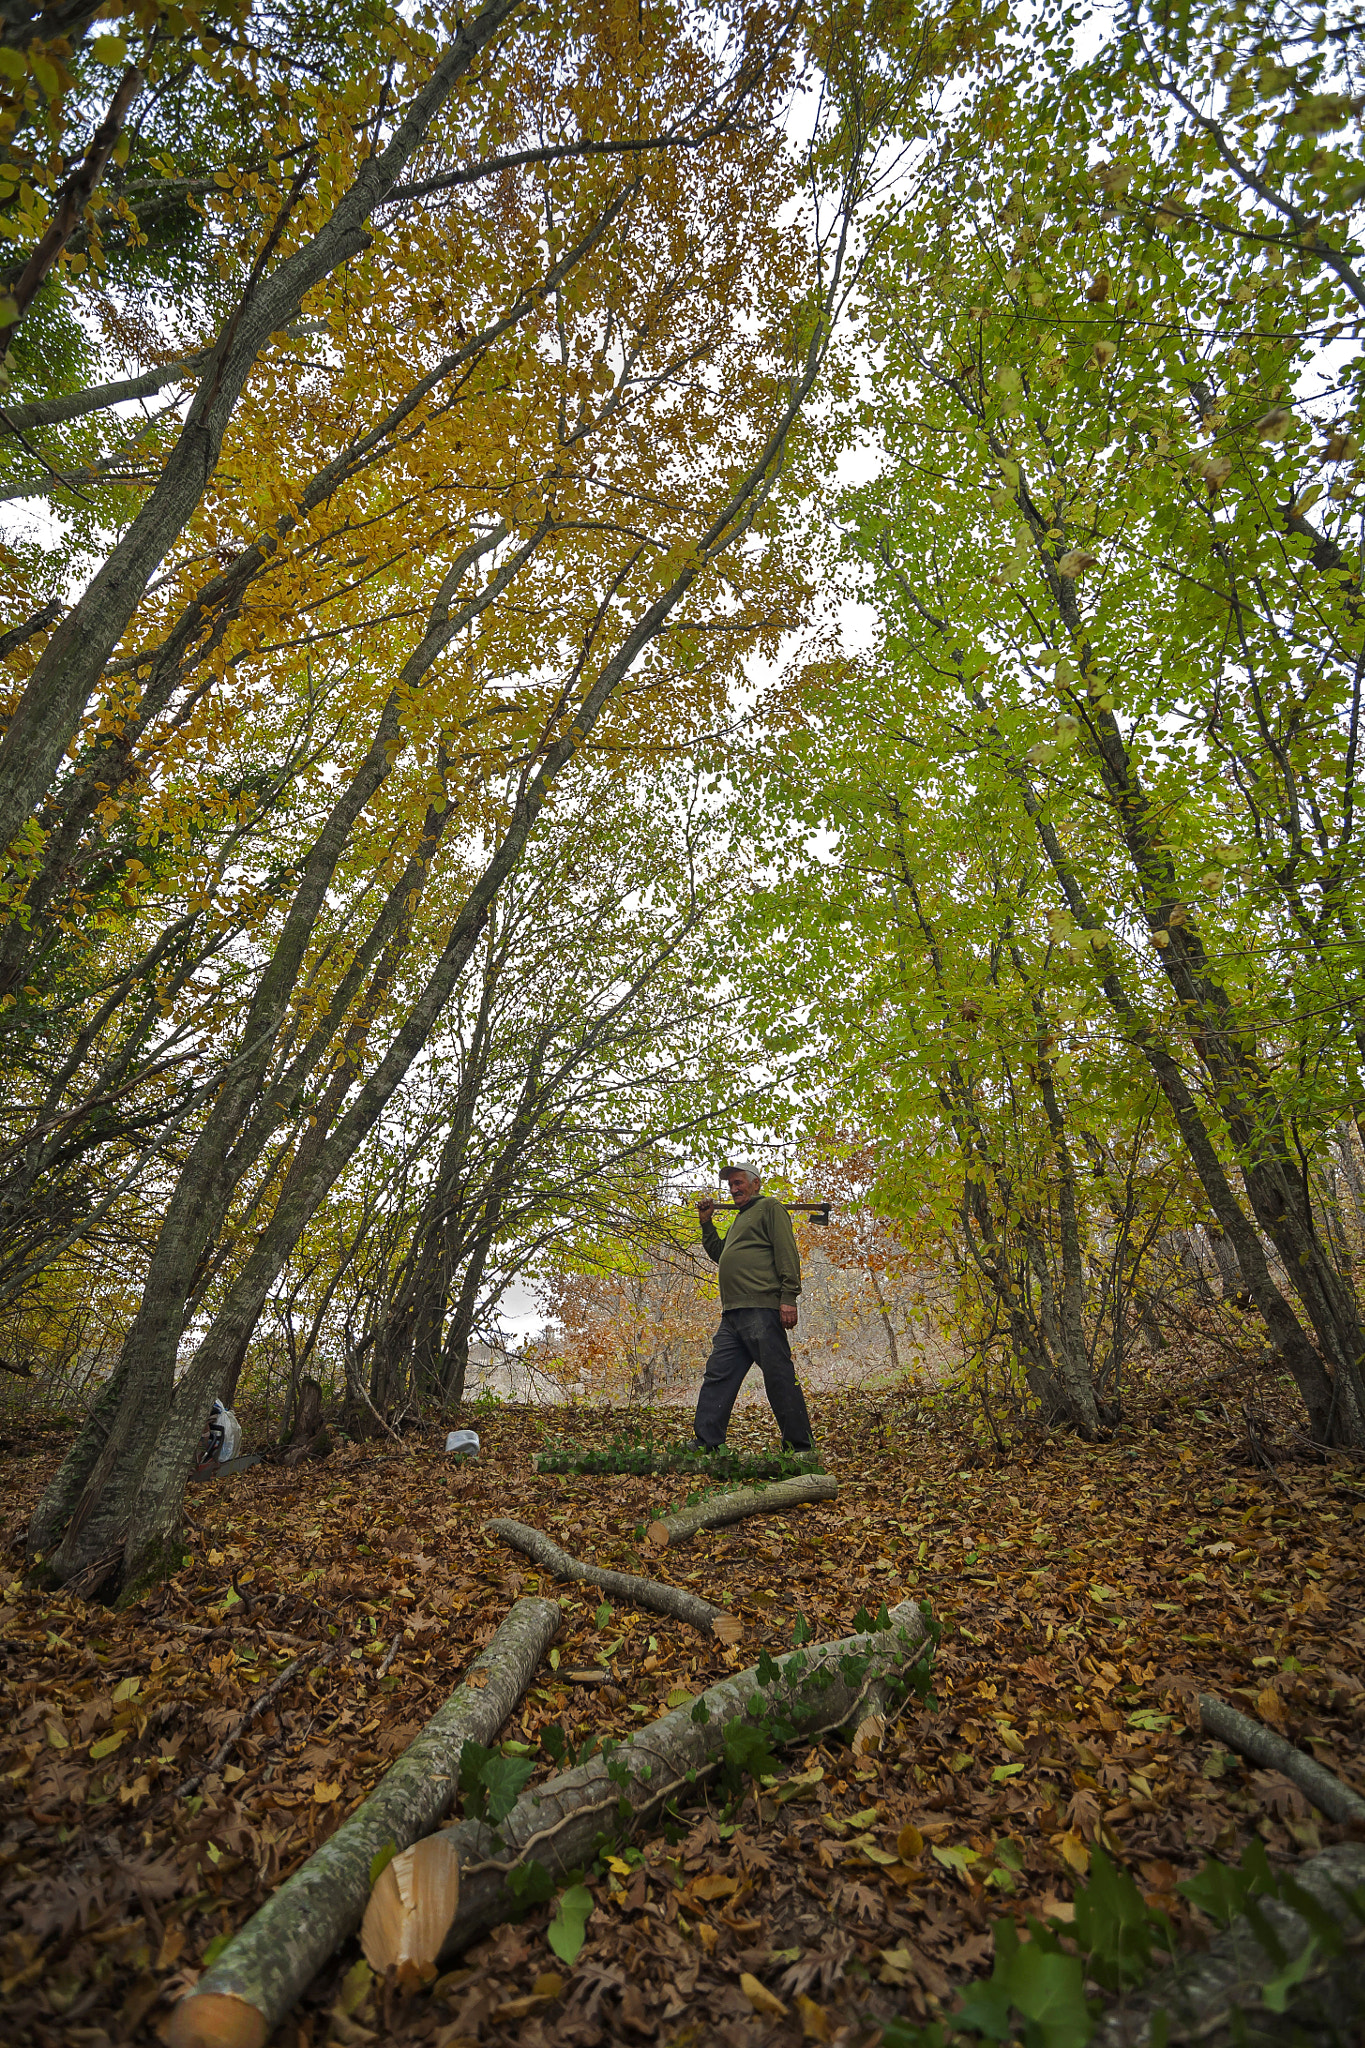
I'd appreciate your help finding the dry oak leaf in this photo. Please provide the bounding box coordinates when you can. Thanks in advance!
[796,1992,832,2041]
[1256,1685,1288,1730]
[464,1668,490,1690]
[741,1972,789,2019]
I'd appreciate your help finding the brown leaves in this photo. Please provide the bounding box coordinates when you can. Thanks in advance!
[1255,1683,1288,1731]
[2,1394,1365,2048]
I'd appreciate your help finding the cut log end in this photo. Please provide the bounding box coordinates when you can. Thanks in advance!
[712,1614,743,1646]
[167,1992,268,2048]
[360,1832,461,1974]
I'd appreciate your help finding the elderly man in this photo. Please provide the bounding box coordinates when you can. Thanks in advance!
[695,1160,814,1451]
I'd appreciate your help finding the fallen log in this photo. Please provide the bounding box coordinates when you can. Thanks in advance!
[414,1594,932,1967]
[646,1471,839,1548]
[1199,1693,1365,1826]
[487,1516,742,1644]
[168,1596,561,2048]
[1093,1841,1365,2046]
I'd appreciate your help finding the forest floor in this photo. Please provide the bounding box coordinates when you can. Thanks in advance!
[1,1350,1363,2048]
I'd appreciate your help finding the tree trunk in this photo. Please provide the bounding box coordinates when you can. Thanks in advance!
[431,1597,931,1961]
[168,1596,560,2048]
[1092,1842,1365,2048]
[867,1264,901,1377]
[1031,1005,1104,1436]
[1335,1119,1365,1246]
[1203,1221,1247,1304]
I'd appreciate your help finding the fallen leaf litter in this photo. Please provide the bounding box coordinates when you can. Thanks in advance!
[1,1366,1362,2045]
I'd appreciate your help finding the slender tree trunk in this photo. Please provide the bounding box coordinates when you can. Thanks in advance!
[1338,1119,1365,1244]
[866,1264,901,1377]
[1203,1220,1247,1303]
[1032,1025,1103,1435]
[440,1236,496,1410]
[975,705,1352,1442]
[30,246,845,1598]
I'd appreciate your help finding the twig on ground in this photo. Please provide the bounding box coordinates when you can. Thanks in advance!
[1199,1693,1365,1825]
[376,1633,402,1680]
[153,1616,312,1650]
[179,1643,342,1798]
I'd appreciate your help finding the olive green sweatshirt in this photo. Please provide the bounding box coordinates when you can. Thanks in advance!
[701,1195,802,1310]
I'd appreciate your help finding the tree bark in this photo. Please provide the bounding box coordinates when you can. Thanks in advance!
[33,166,849,1601]
[486,1517,741,1640]
[433,1597,930,1960]
[1093,1842,1365,2048]
[1199,1693,1365,1825]
[168,1596,560,2048]
[646,1472,839,1548]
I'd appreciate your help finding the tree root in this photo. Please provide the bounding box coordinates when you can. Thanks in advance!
[168,1596,561,2048]
[486,1516,741,1642]
[646,1471,839,1548]
[1199,1693,1365,1826]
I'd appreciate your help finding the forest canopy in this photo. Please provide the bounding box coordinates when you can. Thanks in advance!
[0,0,1363,1596]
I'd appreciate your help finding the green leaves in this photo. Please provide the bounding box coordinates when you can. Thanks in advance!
[720,1718,780,1794]
[458,1741,536,1828]
[953,1917,1092,2047]
[1071,1847,1159,1990]
[546,1882,595,1963]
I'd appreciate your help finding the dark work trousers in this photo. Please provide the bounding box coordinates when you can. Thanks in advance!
[694,1306,813,1450]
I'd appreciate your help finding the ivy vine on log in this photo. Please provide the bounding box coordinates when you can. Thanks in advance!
[423,1594,933,1963]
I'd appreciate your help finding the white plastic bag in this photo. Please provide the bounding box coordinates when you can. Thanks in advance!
[219,1407,243,1462]
[445,1428,480,1458]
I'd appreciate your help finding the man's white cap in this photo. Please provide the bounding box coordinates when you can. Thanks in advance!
[721,1159,761,1179]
